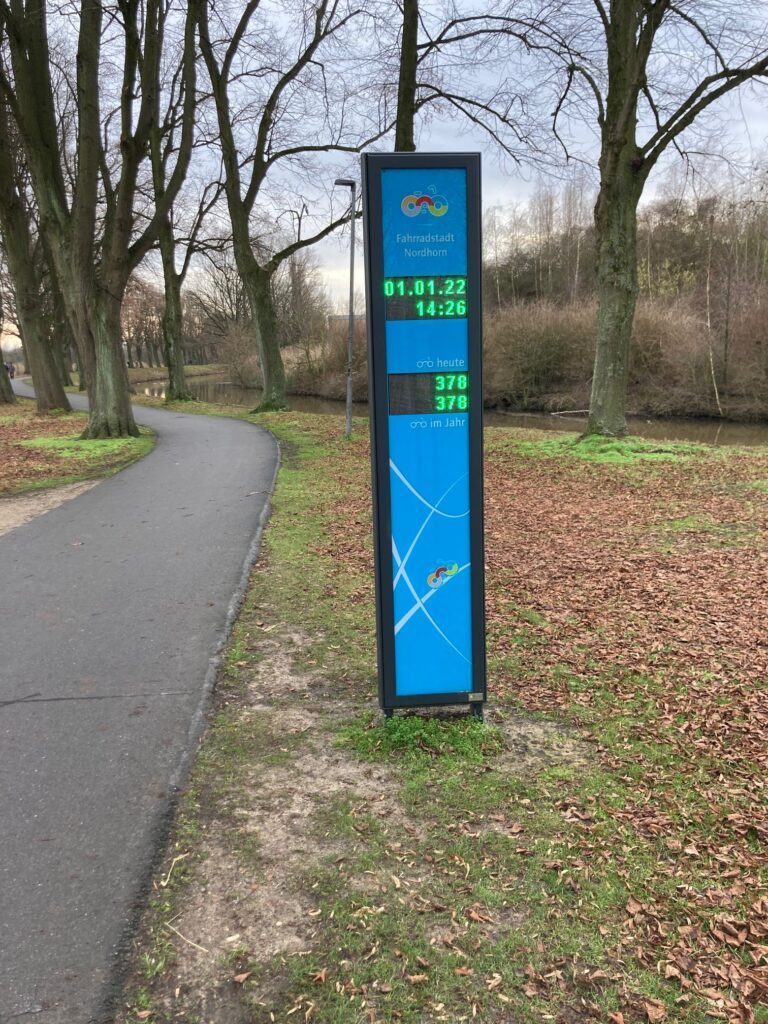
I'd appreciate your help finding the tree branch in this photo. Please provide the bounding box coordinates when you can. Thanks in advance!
[591,0,609,36]
[267,209,353,273]
[668,2,727,72]
[641,61,768,177]
[246,1,360,212]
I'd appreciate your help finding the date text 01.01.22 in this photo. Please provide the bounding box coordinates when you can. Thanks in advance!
[384,276,468,320]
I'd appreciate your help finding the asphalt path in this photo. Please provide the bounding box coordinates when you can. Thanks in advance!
[0,384,279,1023]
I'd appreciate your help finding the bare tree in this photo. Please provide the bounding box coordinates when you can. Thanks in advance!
[192,0,390,410]
[0,91,70,413]
[387,1,570,163]
[553,1,768,436]
[0,1,196,436]
[147,30,222,403]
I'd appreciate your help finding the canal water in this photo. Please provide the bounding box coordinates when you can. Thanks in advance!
[141,376,768,447]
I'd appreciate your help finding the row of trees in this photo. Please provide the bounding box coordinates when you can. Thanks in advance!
[477,164,768,418]
[485,167,768,308]
[122,252,330,381]
[0,2,767,436]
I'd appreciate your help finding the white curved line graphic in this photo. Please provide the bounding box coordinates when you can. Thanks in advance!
[394,562,471,635]
[392,542,470,663]
[392,471,468,590]
[389,460,470,519]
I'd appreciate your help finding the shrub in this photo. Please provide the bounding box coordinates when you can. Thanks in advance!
[484,300,596,411]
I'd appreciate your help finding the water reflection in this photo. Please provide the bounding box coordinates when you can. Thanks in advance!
[140,376,768,447]
[141,378,368,418]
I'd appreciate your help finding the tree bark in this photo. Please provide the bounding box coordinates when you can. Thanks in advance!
[156,216,191,400]
[395,0,418,151]
[587,174,642,435]
[247,266,286,411]
[0,359,15,403]
[86,287,137,438]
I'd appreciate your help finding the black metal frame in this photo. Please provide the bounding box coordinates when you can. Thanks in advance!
[361,151,486,715]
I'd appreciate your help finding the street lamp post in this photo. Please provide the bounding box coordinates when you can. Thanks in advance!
[334,178,356,439]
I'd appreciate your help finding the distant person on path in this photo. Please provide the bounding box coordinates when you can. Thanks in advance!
[5,363,15,379]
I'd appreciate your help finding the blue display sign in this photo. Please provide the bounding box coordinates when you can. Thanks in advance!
[362,153,485,715]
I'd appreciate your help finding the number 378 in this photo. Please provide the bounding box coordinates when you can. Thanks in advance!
[435,394,468,411]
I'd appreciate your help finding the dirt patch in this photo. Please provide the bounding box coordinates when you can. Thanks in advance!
[119,624,596,1024]
[124,633,415,1021]
[0,479,99,537]
[245,631,318,700]
[489,707,593,773]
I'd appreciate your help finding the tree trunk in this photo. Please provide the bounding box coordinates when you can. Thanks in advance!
[0,360,15,403]
[587,176,642,436]
[60,269,138,437]
[0,92,70,413]
[54,330,73,388]
[69,345,84,390]
[247,267,286,411]
[161,257,192,401]
[585,1,651,437]
[83,289,138,438]
[0,213,71,413]
[44,236,79,391]
[17,294,72,413]
[395,0,418,151]
[3,259,71,413]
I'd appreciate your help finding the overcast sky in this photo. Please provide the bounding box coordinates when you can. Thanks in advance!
[320,82,768,309]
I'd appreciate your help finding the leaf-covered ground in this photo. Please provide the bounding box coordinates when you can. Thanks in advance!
[482,433,768,1022]
[0,398,153,496]
[118,409,768,1024]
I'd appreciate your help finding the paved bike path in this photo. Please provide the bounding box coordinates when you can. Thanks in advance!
[0,387,279,1022]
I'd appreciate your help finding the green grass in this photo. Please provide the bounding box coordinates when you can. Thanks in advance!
[501,431,709,463]
[6,427,155,496]
[340,713,503,767]
[288,699,717,1023]
[20,429,153,460]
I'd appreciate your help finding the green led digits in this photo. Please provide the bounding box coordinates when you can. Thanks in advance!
[383,276,468,319]
[387,372,470,415]
[434,373,469,412]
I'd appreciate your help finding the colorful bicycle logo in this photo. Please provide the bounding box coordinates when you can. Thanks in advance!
[427,562,459,589]
[401,187,449,218]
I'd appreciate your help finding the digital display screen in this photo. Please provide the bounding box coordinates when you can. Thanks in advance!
[389,372,469,414]
[384,276,467,320]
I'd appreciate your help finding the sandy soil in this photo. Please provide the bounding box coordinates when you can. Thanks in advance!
[0,480,99,538]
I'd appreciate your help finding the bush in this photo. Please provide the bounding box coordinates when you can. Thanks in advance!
[287,316,368,401]
[484,295,768,419]
[216,325,262,388]
[484,300,596,411]
[266,290,768,420]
